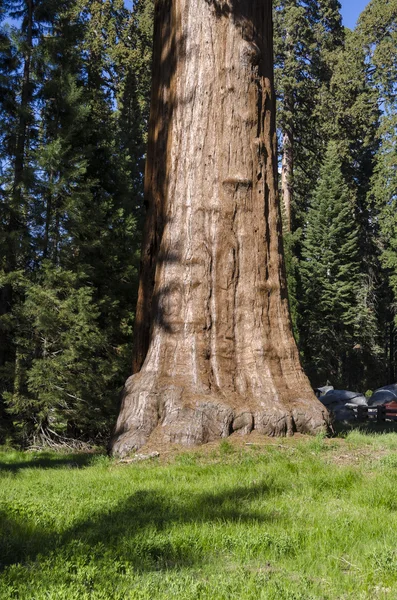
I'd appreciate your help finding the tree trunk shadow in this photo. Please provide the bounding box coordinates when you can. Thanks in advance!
[0,480,282,573]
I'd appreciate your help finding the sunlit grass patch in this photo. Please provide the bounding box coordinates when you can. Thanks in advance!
[1,434,397,599]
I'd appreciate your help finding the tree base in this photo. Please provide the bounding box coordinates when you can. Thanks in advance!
[110,373,330,456]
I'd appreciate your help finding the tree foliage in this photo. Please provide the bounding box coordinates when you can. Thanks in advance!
[0,0,153,445]
[300,142,381,388]
[274,0,396,390]
[1,0,397,444]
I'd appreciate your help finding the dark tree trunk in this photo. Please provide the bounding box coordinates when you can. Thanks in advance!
[0,0,34,371]
[112,0,329,456]
[390,320,396,384]
[13,0,33,198]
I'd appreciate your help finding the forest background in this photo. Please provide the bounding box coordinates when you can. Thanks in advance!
[0,0,396,447]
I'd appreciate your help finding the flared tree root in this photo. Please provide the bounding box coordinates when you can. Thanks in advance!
[110,373,330,457]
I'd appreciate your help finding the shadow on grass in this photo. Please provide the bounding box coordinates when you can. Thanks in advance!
[0,480,276,572]
[0,453,99,473]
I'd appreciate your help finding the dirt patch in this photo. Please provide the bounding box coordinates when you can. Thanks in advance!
[114,430,397,469]
[116,431,323,465]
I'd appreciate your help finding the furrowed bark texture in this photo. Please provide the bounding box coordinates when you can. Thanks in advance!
[111,0,329,456]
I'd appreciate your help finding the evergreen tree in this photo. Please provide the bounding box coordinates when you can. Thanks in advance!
[322,28,380,204]
[0,0,48,439]
[359,0,397,381]
[2,0,109,441]
[274,0,343,232]
[372,126,397,382]
[300,141,380,388]
[0,18,18,441]
[1,0,396,443]
[273,0,344,338]
[1,0,153,444]
[0,22,17,174]
[322,28,385,386]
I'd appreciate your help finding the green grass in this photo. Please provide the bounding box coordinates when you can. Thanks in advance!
[1,433,397,599]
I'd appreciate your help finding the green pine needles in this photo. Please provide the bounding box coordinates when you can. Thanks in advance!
[1,0,397,445]
[0,0,154,446]
[300,142,361,386]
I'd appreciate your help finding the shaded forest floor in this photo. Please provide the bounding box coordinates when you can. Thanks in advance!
[1,432,397,599]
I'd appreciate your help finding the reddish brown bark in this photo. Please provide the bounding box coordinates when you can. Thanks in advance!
[111,0,329,456]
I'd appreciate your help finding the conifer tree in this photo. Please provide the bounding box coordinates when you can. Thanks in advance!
[274,0,343,232]
[0,0,46,436]
[273,0,344,339]
[320,28,385,387]
[300,141,363,387]
[359,0,397,381]
[0,17,18,440]
[1,0,150,443]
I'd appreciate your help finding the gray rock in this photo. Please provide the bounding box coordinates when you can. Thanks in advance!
[368,389,396,407]
[346,395,367,407]
[315,385,334,398]
[319,394,344,408]
[331,406,357,423]
[325,390,362,401]
[374,384,397,398]
[319,390,363,408]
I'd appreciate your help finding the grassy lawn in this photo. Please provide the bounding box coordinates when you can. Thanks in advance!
[1,432,397,599]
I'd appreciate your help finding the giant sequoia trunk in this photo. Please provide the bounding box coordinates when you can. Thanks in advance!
[111,0,329,456]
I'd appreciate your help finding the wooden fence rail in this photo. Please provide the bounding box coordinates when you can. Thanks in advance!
[351,405,397,423]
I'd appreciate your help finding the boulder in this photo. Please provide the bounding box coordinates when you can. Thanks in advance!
[345,395,367,407]
[315,385,334,398]
[319,390,364,408]
[368,389,397,407]
[374,384,397,398]
[331,405,357,423]
[325,389,362,401]
[319,394,343,408]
